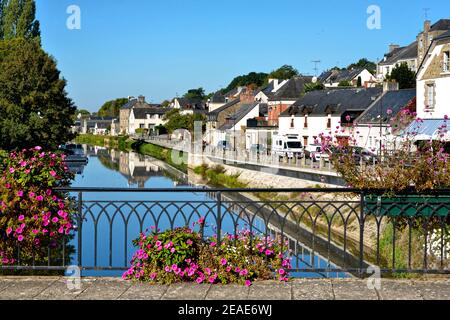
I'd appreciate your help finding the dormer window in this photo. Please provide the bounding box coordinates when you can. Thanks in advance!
[444,51,450,73]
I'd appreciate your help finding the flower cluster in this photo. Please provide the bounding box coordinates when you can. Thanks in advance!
[0,147,75,266]
[123,218,291,286]
[319,108,450,192]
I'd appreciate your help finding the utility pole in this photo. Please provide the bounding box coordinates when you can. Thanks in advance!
[311,60,321,77]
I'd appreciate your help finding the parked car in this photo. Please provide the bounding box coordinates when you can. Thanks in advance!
[325,146,378,165]
[304,144,330,162]
[272,134,304,159]
[217,140,231,151]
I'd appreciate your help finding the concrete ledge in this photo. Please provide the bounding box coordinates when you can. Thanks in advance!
[0,277,449,300]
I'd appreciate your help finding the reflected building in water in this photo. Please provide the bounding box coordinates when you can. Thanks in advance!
[117,150,163,188]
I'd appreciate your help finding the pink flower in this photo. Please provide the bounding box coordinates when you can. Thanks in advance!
[164,266,171,272]
[150,273,157,280]
[186,240,193,245]
[52,217,59,223]
[19,161,27,167]
[18,215,25,221]
[9,167,15,173]
[220,258,227,266]
[210,242,217,247]
[49,170,57,177]
[17,235,24,242]
[155,241,162,247]
[226,266,232,272]
[205,268,211,275]
[235,267,241,273]
[32,229,39,235]
[17,191,24,197]
[6,228,12,235]
[387,109,393,115]
[240,269,248,276]
[196,277,204,284]
[34,146,42,151]
[170,248,176,253]
[172,264,178,271]
[36,195,44,202]
[245,280,252,287]
[209,276,216,284]
[278,269,286,276]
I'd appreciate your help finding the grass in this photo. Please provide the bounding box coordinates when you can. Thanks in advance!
[194,164,248,189]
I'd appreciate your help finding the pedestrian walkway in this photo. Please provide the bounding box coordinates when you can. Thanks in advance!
[1,277,449,300]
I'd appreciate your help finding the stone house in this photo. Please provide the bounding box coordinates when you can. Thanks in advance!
[267,76,313,127]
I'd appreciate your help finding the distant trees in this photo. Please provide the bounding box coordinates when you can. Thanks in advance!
[97,98,128,117]
[0,38,76,150]
[347,58,376,74]
[267,65,299,80]
[0,0,40,40]
[223,72,268,93]
[387,62,416,89]
[162,109,206,134]
[183,88,206,100]
[338,80,352,87]
[304,82,325,93]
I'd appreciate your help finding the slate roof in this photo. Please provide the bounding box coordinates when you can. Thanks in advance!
[120,99,161,110]
[207,98,240,121]
[430,19,450,32]
[218,103,259,130]
[133,107,171,119]
[269,76,313,101]
[210,92,226,103]
[175,98,206,110]
[436,29,450,41]
[379,41,418,66]
[356,89,416,124]
[280,87,383,117]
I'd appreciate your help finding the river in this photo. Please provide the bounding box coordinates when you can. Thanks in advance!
[68,145,347,278]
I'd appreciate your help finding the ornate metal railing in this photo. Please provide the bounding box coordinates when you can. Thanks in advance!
[1,188,450,277]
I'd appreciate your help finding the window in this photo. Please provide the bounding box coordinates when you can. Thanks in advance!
[304,115,308,129]
[290,118,295,128]
[426,83,435,109]
[327,117,332,129]
[444,51,450,72]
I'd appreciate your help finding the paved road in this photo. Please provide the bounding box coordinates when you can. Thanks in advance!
[0,277,449,300]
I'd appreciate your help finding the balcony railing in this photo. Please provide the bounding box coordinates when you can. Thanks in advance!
[1,188,449,277]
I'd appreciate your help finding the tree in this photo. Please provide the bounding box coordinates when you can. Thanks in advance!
[162,109,206,134]
[267,65,299,80]
[97,98,128,117]
[1,0,40,40]
[223,72,268,93]
[0,38,76,150]
[183,88,205,101]
[161,100,171,108]
[387,62,416,89]
[76,109,91,119]
[347,58,376,74]
[304,82,325,93]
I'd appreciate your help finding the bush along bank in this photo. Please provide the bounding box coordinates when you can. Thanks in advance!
[74,135,187,172]
[193,164,247,188]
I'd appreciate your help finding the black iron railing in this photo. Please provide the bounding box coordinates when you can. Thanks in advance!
[1,188,450,277]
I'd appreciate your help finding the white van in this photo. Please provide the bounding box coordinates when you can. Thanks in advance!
[272,134,304,159]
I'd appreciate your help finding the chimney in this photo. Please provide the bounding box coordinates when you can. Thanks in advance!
[128,96,135,101]
[240,87,255,103]
[424,20,431,33]
[383,81,399,92]
[138,95,145,103]
[389,44,400,53]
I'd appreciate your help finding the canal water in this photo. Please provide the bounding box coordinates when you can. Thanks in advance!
[69,146,347,278]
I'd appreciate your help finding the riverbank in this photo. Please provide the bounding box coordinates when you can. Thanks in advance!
[74,134,187,172]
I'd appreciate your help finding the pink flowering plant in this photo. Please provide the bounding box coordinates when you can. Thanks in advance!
[123,218,291,286]
[320,108,450,193]
[0,147,75,267]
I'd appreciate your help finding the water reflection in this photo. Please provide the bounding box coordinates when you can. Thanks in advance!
[69,146,347,278]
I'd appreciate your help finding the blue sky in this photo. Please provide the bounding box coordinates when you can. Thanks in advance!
[35,0,449,112]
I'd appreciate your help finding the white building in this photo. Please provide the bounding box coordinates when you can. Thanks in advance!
[377,42,418,81]
[128,107,169,135]
[416,30,450,120]
[278,88,382,147]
